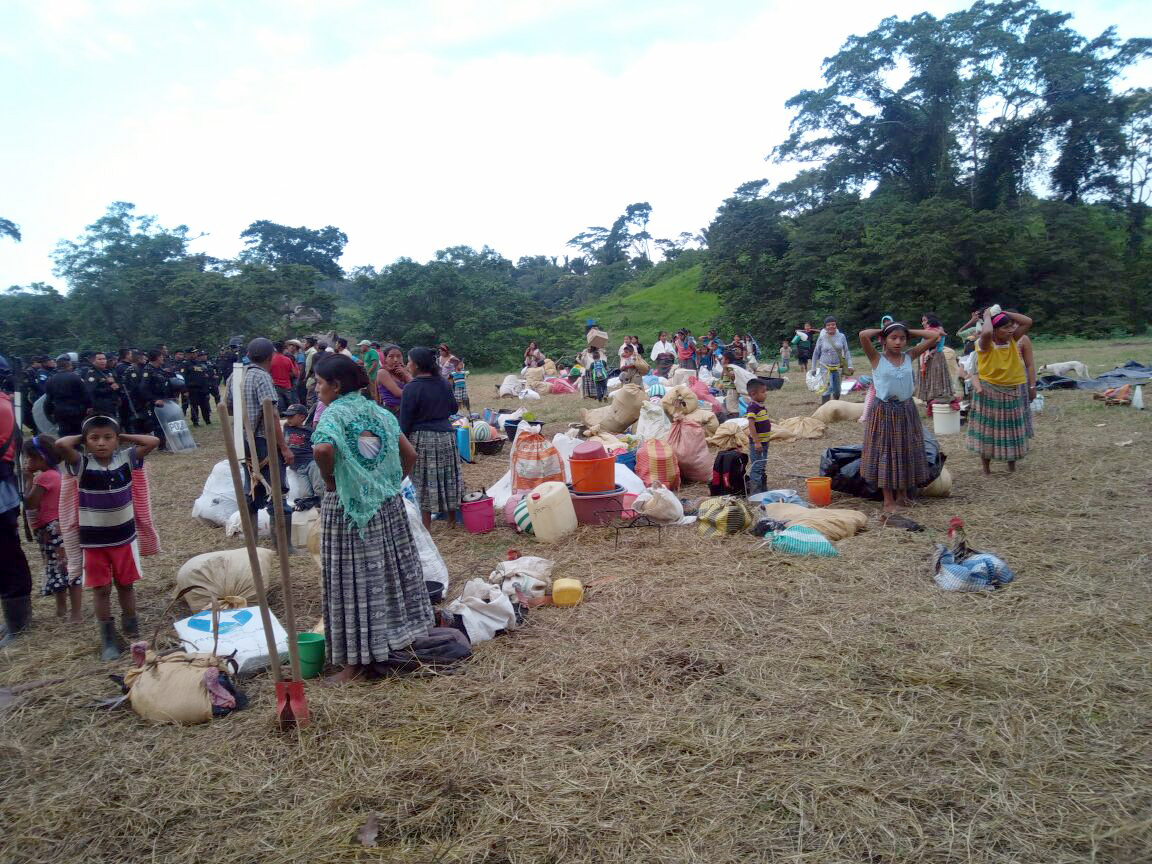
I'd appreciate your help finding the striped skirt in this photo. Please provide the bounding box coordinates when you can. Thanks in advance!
[966,383,1029,462]
[581,372,597,399]
[410,429,461,514]
[860,398,930,490]
[917,351,953,403]
[1019,382,1034,439]
[321,493,433,666]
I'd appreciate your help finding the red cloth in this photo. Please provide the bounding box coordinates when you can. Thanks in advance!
[269,352,296,389]
[33,469,61,527]
[0,393,14,463]
[131,464,160,556]
[83,543,142,588]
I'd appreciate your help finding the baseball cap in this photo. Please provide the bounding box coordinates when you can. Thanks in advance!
[284,404,308,416]
[357,339,372,347]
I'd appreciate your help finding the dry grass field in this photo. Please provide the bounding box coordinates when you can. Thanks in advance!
[1,338,1150,863]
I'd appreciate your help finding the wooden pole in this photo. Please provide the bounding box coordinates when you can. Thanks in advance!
[261,399,304,683]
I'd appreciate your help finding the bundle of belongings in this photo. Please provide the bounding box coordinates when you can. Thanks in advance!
[932,518,1015,591]
[114,638,247,725]
[754,501,867,557]
[819,429,947,500]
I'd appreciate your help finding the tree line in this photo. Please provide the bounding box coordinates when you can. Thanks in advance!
[3,1,1149,367]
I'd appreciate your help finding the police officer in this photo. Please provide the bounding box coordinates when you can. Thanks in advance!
[44,355,91,437]
[19,358,44,429]
[181,349,218,426]
[83,351,122,422]
[139,348,175,445]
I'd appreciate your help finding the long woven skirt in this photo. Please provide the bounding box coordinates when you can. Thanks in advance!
[917,351,953,403]
[410,429,461,514]
[861,398,930,490]
[966,383,1028,462]
[1019,382,1034,439]
[581,372,597,399]
[321,493,433,666]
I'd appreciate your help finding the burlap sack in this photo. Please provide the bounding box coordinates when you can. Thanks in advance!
[661,384,699,418]
[707,420,749,452]
[688,407,720,435]
[758,502,867,541]
[125,651,226,725]
[582,383,646,435]
[770,416,827,442]
[812,400,866,423]
[174,547,276,612]
[543,358,557,377]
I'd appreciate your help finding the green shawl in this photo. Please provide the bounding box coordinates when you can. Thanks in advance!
[311,392,402,535]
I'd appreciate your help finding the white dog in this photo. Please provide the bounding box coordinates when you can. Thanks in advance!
[1039,360,1089,379]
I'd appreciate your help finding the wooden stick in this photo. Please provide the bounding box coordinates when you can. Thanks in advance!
[262,399,304,683]
[217,400,283,682]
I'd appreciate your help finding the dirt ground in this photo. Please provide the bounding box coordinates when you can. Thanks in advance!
[1,340,1149,863]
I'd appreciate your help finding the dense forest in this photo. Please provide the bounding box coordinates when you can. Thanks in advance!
[2,1,1149,368]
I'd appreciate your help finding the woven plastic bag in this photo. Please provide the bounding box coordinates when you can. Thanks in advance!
[636,401,672,441]
[668,417,712,484]
[125,650,229,725]
[697,496,754,537]
[635,438,680,490]
[509,425,564,495]
[763,524,838,556]
[173,547,275,612]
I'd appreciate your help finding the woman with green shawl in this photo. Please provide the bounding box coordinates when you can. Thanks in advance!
[311,354,434,684]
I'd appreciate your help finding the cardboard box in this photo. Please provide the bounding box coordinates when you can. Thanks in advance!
[586,328,608,349]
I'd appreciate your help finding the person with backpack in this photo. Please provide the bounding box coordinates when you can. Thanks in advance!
[587,348,609,402]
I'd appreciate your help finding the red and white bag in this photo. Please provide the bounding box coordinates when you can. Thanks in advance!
[667,417,712,484]
[635,439,680,490]
[509,425,565,495]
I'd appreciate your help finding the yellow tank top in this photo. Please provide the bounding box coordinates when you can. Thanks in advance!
[977,338,1026,388]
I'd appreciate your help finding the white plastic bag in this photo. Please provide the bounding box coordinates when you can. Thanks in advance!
[632,483,684,524]
[637,401,672,441]
[1030,393,1044,413]
[191,461,238,526]
[404,499,449,590]
[225,508,270,538]
[444,578,517,644]
[488,556,554,598]
[173,607,289,678]
[521,388,541,401]
[805,366,826,392]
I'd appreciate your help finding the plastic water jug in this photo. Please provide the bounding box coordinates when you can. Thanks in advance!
[551,578,584,606]
[525,481,577,543]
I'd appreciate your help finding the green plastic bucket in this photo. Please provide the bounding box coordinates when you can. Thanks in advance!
[297,632,326,679]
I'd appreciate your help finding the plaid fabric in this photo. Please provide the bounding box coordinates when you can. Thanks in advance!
[1019,382,1034,439]
[37,521,75,595]
[234,364,276,438]
[860,398,930,490]
[636,439,680,490]
[321,492,434,665]
[917,351,953,403]
[409,429,461,514]
[966,383,1028,462]
[451,371,468,404]
[581,370,597,399]
[697,496,754,537]
[932,544,1015,591]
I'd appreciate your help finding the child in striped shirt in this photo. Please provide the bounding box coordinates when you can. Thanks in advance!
[56,416,158,660]
[745,378,772,495]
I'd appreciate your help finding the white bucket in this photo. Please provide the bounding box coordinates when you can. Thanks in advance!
[932,405,961,435]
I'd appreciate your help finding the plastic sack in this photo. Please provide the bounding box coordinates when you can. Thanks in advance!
[932,545,1015,591]
[636,439,680,490]
[444,578,518,644]
[763,524,838,557]
[509,425,565,494]
[1030,393,1044,413]
[488,556,554,598]
[637,401,672,441]
[687,376,723,413]
[697,496,755,537]
[806,366,826,392]
[550,377,578,395]
[174,547,276,611]
[192,460,238,526]
[225,508,271,538]
[173,607,290,678]
[522,388,541,401]
[632,482,684,523]
[404,498,449,591]
[582,383,646,435]
[812,400,865,423]
[770,416,827,442]
[707,420,749,452]
[747,489,806,506]
[668,417,712,484]
[498,374,522,398]
[757,502,866,541]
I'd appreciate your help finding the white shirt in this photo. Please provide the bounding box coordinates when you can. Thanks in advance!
[650,340,675,360]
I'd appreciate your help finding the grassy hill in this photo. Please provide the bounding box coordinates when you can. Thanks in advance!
[564,264,719,339]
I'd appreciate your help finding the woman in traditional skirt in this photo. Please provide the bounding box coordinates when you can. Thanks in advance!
[965,309,1034,473]
[578,346,599,399]
[916,313,954,405]
[858,322,941,513]
[399,347,461,529]
[311,354,434,685]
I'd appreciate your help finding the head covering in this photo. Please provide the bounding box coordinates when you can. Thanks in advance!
[881,321,909,338]
[357,339,372,347]
[247,337,274,363]
[284,404,308,417]
[991,312,1011,328]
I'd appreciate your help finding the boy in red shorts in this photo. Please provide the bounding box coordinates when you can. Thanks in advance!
[56,416,158,660]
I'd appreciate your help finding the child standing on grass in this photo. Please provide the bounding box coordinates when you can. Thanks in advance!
[966,308,1033,474]
[858,322,940,513]
[22,435,81,622]
[779,340,790,372]
[745,378,772,496]
[589,349,608,402]
[720,351,740,417]
[56,416,158,660]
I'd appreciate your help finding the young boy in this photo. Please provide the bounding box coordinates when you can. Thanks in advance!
[779,339,791,372]
[283,404,325,510]
[720,350,740,417]
[745,378,772,496]
[56,416,158,660]
[589,349,608,402]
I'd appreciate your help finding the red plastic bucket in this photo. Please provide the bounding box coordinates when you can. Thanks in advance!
[460,496,495,534]
[570,456,616,494]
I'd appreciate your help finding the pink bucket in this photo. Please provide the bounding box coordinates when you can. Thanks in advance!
[460,496,495,534]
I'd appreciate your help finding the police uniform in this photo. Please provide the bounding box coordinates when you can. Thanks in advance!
[181,353,218,426]
[138,362,175,443]
[83,365,121,422]
[118,358,149,434]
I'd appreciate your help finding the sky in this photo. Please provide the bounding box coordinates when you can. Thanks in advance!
[1,0,1148,291]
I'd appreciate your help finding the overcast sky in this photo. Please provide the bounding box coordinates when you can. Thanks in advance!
[1,0,1148,291]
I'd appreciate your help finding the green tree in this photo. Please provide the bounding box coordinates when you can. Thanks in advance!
[239,220,348,279]
[0,283,72,356]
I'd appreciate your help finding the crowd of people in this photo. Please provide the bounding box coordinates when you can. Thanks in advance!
[1,306,1037,677]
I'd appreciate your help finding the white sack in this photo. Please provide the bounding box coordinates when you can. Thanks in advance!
[404,498,449,590]
[445,578,518,644]
[173,607,289,678]
[637,401,672,441]
[191,460,238,526]
[225,508,270,538]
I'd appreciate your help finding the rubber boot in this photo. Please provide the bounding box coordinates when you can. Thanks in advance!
[121,614,140,639]
[273,512,299,556]
[98,619,123,662]
[0,595,32,648]
[820,394,830,405]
